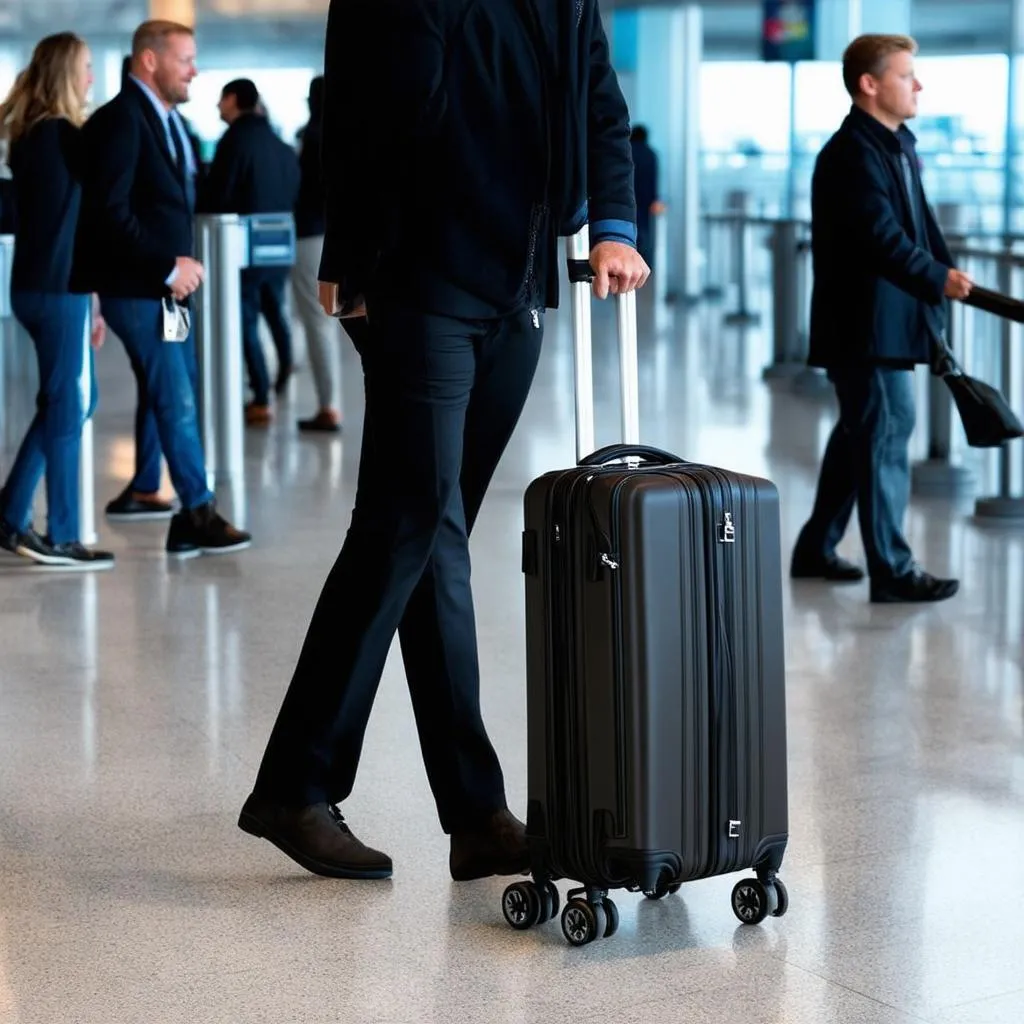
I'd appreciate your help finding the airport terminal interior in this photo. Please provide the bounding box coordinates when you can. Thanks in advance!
[2,0,1024,1022]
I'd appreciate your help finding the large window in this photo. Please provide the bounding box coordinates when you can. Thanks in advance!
[700,61,793,216]
[701,53,1010,230]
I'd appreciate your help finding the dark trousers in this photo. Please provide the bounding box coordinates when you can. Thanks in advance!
[254,305,544,832]
[794,364,916,581]
[241,267,293,405]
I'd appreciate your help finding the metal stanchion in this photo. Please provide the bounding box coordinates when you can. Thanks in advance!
[790,233,832,398]
[910,293,975,497]
[723,191,760,326]
[702,215,725,299]
[193,213,250,527]
[975,257,1024,520]
[78,306,97,545]
[193,217,218,491]
[763,220,803,379]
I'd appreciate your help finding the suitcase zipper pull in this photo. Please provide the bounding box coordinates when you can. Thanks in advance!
[599,552,619,571]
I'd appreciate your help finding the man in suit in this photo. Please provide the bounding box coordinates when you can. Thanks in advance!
[104,51,205,522]
[630,125,663,271]
[203,78,301,423]
[790,34,972,603]
[239,0,648,882]
[73,20,251,557]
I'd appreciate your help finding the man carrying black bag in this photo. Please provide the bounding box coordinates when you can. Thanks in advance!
[239,0,649,879]
[791,33,973,603]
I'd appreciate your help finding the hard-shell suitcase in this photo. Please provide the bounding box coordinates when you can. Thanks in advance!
[500,227,790,947]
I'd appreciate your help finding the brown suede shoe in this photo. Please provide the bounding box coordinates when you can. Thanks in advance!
[450,809,530,881]
[238,794,392,879]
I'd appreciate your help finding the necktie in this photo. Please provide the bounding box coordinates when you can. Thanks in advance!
[169,116,196,211]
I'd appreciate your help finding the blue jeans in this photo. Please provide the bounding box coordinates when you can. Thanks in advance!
[1,291,92,544]
[795,365,916,580]
[100,297,212,511]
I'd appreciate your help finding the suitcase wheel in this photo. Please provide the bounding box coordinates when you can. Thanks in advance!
[771,878,789,918]
[502,881,544,931]
[559,892,618,946]
[561,899,603,946]
[731,875,788,925]
[602,898,619,938]
[643,876,680,901]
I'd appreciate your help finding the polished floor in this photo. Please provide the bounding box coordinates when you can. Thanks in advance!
[1,282,1022,1024]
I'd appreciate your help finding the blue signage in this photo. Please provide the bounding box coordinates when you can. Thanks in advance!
[762,0,816,63]
[245,213,296,269]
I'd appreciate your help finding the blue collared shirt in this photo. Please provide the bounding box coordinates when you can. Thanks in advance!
[129,74,196,181]
[129,75,195,286]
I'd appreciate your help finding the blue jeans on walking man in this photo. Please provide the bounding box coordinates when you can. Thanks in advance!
[100,297,213,512]
[794,365,916,581]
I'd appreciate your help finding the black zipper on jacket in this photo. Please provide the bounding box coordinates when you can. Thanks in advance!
[513,0,555,310]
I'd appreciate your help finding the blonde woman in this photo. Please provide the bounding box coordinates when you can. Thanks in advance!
[0,32,113,569]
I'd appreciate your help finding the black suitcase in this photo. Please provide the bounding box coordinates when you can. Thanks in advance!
[500,228,790,946]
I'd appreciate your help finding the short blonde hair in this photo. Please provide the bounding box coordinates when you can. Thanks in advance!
[0,32,89,143]
[132,19,194,59]
[842,34,918,98]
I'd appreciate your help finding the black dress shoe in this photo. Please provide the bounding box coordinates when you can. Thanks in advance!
[450,808,530,881]
[105,487,175,521]
[791,554,865,582]
[238,794,393,879]
[870,569,959,604]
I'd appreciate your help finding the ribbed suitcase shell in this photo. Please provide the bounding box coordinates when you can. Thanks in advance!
[522,457,789,895]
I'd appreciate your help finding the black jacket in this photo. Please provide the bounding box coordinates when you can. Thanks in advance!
[294,121,325,239]
[319,0,636,317]
[8,118,82,293]
[201,112,300,217]
[808,105,953,369]
[72,80,195,298]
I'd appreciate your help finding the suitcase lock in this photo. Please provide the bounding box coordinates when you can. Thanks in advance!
[718,513,736,544]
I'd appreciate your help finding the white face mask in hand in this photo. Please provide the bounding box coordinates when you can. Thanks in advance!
[162,297,192,343]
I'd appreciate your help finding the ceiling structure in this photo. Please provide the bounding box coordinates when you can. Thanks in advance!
[0,0,1016,56]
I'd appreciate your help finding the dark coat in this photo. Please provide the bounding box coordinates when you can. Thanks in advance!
[8,118,82,293]
[294,119,326,239]
[201,112,300,216]
[318,0,636,316]
[808,105,954,369]
[72,79,195,298]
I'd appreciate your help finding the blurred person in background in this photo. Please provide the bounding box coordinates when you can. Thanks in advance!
[204,77,300,425]
[629,125,664,271]
[0,32,113,569]
[292,74,343,433]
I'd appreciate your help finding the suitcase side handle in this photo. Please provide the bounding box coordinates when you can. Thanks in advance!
[567,225,640,462]
[579,443,684,468]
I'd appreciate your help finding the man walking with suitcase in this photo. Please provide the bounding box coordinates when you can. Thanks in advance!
[239,0,649,879]
[790,34,972,603]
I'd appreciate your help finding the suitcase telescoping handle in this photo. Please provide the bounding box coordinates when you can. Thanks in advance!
[566,224,640,463]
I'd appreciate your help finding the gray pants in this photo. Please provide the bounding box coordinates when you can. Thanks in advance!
[291,235,341,411]
[795,365,916,581]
